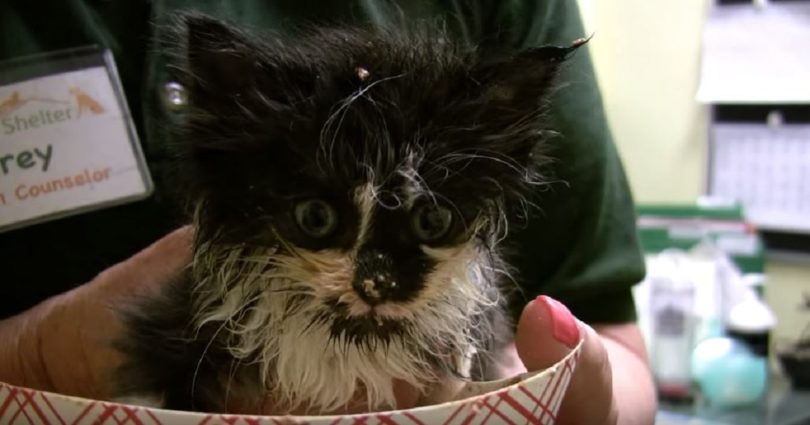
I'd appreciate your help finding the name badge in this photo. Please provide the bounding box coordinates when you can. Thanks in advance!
[0,47,152,232]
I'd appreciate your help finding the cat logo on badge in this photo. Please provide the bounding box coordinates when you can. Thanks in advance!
[0,86,105,132]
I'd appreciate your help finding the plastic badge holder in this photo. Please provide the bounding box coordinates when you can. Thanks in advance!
[0,46,152,233]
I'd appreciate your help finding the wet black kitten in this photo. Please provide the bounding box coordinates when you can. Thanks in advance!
[112,12,580,414]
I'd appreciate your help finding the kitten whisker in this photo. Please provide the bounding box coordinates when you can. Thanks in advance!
[190,319,229,410]
[369,187,403,210]
[318,73,405,173]
[435,151,524,178]
[223,357,245,411]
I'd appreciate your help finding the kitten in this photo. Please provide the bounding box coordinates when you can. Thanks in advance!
[112,11,581,414]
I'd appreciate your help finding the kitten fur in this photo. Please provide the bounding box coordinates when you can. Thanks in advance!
[112,11,581,414]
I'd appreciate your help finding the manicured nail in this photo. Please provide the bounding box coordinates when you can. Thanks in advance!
[537,296,580,349]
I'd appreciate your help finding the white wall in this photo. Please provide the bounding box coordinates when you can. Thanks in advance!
[577,0,711,204]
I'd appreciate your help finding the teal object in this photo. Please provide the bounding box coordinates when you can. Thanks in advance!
[692,337,767,407]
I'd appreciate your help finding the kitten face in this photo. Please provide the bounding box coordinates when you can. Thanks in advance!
[164,12,578,411]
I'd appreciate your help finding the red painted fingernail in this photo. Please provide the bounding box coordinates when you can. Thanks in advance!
[537,296,580,349]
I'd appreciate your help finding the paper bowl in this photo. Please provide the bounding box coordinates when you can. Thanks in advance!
[0,339,581,425]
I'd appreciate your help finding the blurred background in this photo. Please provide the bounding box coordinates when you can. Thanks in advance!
[576,0,810,423]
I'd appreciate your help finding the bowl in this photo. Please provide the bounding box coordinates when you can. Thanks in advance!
[0,339,581,425]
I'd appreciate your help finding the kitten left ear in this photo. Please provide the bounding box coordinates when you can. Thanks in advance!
[473,37,590,111]
[180,13,259,96]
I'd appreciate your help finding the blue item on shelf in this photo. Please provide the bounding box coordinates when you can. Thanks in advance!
[692,336,768,407]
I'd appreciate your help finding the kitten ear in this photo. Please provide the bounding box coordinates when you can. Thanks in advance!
[179,13,259,96]
[473,38,590,113]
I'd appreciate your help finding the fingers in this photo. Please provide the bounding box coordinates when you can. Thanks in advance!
[557,322,617,425]
[515,296,617,425]
[35,227,194,399]
[515,296,580,372]
[92,225,194,298]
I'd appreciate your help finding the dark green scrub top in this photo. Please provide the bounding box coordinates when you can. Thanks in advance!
[0,0,645,324]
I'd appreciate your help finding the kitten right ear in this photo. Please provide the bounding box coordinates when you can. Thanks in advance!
[176,13,261,98]
[472,37,589,114]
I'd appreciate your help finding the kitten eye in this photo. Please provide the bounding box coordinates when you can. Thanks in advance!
[410,202,453,243]
[294,199,338,238]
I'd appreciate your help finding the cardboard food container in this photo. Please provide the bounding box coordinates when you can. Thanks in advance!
[0,340,581,425]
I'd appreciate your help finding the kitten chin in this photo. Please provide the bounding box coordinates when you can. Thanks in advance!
[111,9,580,414]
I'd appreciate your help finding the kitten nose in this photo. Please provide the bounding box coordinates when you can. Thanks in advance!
[353,250,398,305]
[353,273,398,305]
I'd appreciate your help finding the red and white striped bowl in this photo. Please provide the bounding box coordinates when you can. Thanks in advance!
[0,340,581,425]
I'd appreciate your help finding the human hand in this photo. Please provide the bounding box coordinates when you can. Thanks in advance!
[388,294,634,423]
[0,226,193,400]
[510,296,620,425]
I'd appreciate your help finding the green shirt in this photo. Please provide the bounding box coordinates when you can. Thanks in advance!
[0,0,645,323]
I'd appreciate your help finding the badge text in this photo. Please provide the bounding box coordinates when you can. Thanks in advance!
[0,144,53,175]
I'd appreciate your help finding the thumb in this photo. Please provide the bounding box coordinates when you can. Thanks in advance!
[515,296,618,425]
[515,296,581,371]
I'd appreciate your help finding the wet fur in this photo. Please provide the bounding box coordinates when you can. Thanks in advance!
[112,11,579,414]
